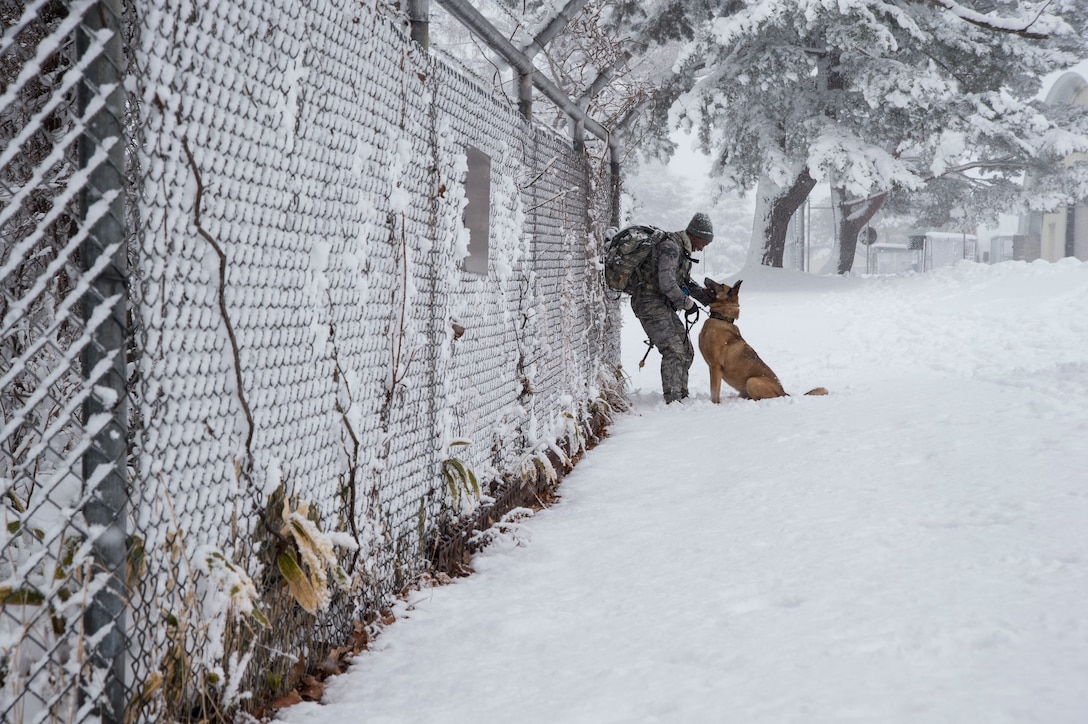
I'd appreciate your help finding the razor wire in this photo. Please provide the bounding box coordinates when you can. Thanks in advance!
[1,0,619,721]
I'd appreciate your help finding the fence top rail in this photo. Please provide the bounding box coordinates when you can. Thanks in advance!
[431,0,620,156]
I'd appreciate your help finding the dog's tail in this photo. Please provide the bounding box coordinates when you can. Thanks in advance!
[804,387,828,396]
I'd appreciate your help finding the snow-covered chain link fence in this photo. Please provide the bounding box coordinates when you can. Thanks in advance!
[2,0,621,720]
[2,0,130,720]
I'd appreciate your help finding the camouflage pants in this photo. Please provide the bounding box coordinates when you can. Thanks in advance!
[631,293,693,403]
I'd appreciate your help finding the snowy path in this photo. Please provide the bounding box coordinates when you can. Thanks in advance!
[279,261,1088,724]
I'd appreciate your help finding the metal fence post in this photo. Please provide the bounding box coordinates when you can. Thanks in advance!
[78,0,129,720]
[409,0,430,48]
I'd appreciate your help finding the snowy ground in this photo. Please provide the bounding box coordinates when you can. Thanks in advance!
[279,259,1088,724]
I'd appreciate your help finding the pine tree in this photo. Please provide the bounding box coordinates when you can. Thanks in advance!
[425,1,1088,272]
[673,0,1088,271]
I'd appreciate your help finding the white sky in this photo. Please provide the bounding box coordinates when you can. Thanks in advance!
[278,258,1088,724]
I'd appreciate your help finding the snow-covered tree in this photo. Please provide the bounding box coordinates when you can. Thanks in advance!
[424,1,1088,273]
[672,0,1088,271]
[623,157,752,276]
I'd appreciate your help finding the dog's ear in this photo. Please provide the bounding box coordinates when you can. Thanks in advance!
[728,279,743,297]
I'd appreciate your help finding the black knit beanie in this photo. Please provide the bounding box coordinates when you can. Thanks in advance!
[686,212,714,242]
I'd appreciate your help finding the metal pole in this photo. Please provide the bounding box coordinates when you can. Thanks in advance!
[522,0,590,59]
[572,116,585,155]
[434,0,618,157]
[576,50,634,108]
[408,0,430,49]
[802,201,807,272]
[78,0,129,721]
[610,149,621,228]
[1065,205,1076,258]
[519,71,533,121]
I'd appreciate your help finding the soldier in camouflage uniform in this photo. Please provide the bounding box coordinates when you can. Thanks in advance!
[630,213,715,404]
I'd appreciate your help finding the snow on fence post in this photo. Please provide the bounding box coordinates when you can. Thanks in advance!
[77,0,129,720]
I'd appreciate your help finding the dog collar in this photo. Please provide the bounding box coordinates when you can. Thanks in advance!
[709,312,735,323]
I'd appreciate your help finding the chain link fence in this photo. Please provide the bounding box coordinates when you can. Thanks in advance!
[2,0,620,721]
[3,0,129,720]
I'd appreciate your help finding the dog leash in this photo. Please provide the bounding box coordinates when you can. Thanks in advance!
[638,303,704,370]
[684,305,701,332]
[638,339,654,369]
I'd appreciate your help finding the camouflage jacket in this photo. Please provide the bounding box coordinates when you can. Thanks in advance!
[632,230,710,309]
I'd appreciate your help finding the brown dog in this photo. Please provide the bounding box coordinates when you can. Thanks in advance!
[698,278,827,402]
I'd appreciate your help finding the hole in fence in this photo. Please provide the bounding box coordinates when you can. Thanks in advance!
[463,145,491,275]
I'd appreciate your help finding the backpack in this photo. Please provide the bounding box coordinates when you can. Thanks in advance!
[603,225,665,294]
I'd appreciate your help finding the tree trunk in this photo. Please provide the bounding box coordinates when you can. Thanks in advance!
[751,168,817,268]
[831,188,886,274]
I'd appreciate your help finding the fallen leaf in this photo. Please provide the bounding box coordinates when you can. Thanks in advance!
[317,653,342,679]
[349,622,369,652]
[299,674,325,701]
[285,654,306,690]
[270,691,303,710]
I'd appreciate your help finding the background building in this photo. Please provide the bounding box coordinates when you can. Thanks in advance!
[1019,71,1088,261]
